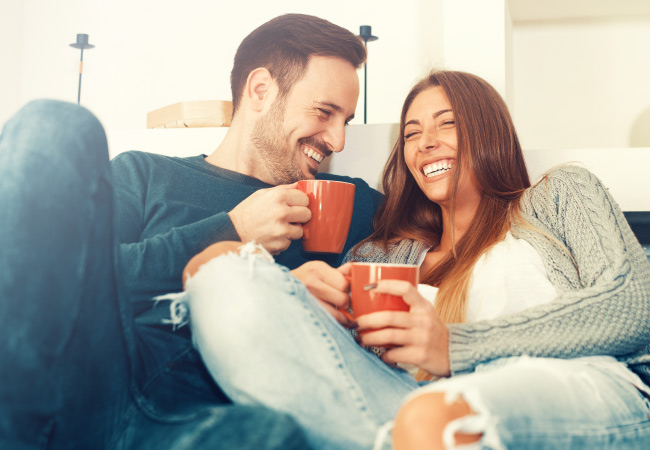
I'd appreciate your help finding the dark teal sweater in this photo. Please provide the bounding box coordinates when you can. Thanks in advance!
[111,151,383,319]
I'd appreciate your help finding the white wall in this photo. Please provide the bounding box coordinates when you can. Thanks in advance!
[512,17,650,150]
[0,0,445,131]
[7,0,649,154]
[443,0,512,103]
[0,2,25,124]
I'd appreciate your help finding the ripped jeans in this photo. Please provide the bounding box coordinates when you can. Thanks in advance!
[402,356,650,449]
[185,245,650,450]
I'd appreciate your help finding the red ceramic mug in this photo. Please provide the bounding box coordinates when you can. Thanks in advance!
[344,263,419,321]
[297,179,355,253]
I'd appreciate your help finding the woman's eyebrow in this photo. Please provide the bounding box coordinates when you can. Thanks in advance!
[405,109,453,127]
[433,109,452,118]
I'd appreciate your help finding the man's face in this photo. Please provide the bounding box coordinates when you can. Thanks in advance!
[250,56,360,185]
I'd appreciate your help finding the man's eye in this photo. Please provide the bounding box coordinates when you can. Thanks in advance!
[318,108,332,118]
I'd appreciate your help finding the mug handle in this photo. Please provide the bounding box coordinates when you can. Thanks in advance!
[337,274,356,323]
[337,273,379,323]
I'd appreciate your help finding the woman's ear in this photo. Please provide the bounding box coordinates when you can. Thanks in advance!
[244,68,276,112]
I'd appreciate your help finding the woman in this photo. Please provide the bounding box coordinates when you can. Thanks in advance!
[180,71,650,449]
[339,70,650,448]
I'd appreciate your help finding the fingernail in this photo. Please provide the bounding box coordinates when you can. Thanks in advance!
[364,283,378,291]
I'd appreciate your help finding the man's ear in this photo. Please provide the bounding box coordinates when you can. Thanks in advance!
[244,68,276,112]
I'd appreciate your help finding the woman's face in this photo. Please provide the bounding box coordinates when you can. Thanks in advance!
[403,86,480,210]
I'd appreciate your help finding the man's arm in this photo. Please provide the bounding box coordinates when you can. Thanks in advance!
[112,151,319,307]
[111,152,241,309]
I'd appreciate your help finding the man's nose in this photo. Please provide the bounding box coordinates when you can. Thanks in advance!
[325,123,346,153]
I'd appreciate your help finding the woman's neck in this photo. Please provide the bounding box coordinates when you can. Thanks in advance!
[421,202,478,275]
[437,202,478,253]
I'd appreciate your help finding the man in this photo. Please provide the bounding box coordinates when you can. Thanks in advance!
[113,14,380,325]
[0,14,381,449]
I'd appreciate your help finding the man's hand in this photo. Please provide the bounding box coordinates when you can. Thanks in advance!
[291,261,353,326]
[228,183,311,254]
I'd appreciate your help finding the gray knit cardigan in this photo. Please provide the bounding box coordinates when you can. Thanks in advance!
[343,166,650,385]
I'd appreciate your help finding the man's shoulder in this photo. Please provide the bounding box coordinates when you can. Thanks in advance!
[111,151,207,177]
[111,150,202,167]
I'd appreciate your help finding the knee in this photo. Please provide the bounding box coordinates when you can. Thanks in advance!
[5,100,107,169]
[185,243,276,329]
[393,392,482,450]
[393,392,446,450]
[183,241,242,287]
[17,100,102,135]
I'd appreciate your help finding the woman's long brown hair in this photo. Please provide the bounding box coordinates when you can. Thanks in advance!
[355,70,531,326]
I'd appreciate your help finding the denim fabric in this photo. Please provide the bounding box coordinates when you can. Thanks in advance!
[186,249,420,450]
[401,356,650,449]
[187,248,650,450]
[0,100,309,449]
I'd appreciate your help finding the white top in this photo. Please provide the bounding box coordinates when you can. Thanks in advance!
[415,232,650,396]
[417,232,556,321]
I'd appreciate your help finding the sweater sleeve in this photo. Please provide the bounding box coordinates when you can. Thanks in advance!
[118,214,239,300]
[447,166,650,376]
[112,152,240,303]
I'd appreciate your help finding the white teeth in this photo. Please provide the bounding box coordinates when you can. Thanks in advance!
[423,161,453,177]
[303,146,323,163]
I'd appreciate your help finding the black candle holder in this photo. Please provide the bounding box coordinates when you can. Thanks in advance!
[69,34,95,105]
[358,25,378,124]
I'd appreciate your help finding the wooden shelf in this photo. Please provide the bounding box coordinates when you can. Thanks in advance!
[147,100,232,129]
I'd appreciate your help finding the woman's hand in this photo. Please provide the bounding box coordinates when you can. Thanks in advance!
[291,261,354,327]
[355,280,451,377]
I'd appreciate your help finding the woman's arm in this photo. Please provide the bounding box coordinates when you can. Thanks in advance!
[447,166,650,375]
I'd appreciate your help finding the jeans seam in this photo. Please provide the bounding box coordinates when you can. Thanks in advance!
[285,271,381,427]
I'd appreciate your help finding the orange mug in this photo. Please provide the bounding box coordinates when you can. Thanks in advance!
[345,262,419,320]
[297,179,355,253]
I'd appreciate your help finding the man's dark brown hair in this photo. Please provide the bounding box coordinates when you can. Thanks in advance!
[230,14,367,115]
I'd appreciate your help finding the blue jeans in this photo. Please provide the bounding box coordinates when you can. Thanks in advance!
[399,356,650,449]
[186,247,420,450]
[186,248,650,449]
[0,100,309,449]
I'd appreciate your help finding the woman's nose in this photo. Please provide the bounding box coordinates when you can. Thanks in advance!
[418,130,439,152]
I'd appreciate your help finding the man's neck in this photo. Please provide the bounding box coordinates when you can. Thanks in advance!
[205,120,256,177]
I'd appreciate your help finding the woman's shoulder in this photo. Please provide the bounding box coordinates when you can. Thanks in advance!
[532,164,602,188]
[343,239,428,265]
[525,164,607,203]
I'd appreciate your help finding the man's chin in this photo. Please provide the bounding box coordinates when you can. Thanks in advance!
[301,163,319,180]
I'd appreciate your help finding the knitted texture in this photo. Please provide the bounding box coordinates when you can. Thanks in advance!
[343,166,650,385]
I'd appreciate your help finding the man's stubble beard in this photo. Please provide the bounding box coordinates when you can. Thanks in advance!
[250,96,304,185]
